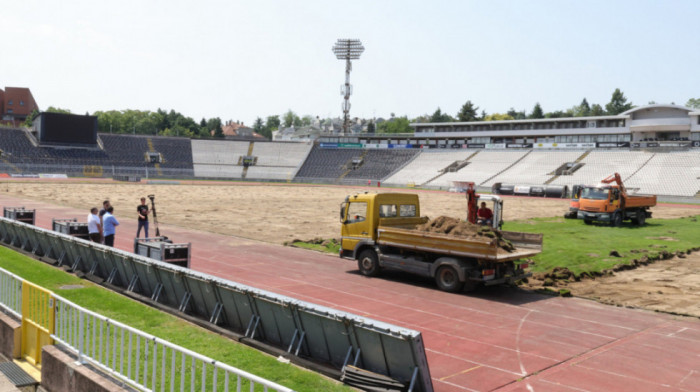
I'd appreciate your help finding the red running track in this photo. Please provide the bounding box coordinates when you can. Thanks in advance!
[2,194,699,392]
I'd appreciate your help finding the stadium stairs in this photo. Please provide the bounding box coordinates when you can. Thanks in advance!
[624,153,656,182]
[420,150,480,187]
[545,149,591,184]
[479,150,532,186]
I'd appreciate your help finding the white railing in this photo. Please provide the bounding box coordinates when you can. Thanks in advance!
[52,296,294,392]
[0,267,22,318]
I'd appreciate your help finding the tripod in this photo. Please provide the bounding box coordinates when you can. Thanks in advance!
[148,194,161,237]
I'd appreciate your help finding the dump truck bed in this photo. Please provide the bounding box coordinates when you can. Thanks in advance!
[377,225,543,261]
[625,194,657,208]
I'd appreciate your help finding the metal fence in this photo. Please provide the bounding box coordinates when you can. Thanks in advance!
[0,266,293,392]
[53,296,292,392]
[0,267,22,318]
[0,217,433,391]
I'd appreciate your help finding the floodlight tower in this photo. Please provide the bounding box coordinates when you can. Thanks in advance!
[332,39,364,134]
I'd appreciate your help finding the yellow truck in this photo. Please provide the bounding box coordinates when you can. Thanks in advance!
[339,192,542,292]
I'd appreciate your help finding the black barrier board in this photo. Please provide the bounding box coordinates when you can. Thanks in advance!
[467,143,485,148]
[597,142,630,148]
[0,217,434,391]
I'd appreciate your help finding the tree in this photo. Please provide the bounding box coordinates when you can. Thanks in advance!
[377,117,412,133]
[46,106,71,114]
[483,113,514,121]
[605,88,633,114]
[429,107,453,123]
[367,120,375,133]
[506,108,527,120]
[545,110,567,118]
[265,115,280,131]
[22,109,40,127]
[573,98,591,117]
[530,103,544,119]
[254,117,271,139]
[590,104,605,116]
[283,110,300,128]
[457,100,479,122]
[301,115,313,127]
[214,124,224,138]
[685,98,700,109]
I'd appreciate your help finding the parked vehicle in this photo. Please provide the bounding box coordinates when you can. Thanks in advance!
[339,192,542,292]
[577,173,656,226]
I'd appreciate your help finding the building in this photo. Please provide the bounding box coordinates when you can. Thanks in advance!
[410,104,700,148]
[0,87,39,126]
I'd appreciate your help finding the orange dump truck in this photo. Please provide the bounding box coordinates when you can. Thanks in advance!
[577,173,657,226]
[339,192,542,292]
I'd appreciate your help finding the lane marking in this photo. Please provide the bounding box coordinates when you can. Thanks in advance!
[439,365,481,381]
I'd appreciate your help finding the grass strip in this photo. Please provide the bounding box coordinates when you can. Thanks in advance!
[504,215,700,275]
[0,246,348,391]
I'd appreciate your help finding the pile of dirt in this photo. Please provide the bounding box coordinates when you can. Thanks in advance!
[415,216,515,252]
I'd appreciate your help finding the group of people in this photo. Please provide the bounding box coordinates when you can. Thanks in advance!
[86,197,151,247]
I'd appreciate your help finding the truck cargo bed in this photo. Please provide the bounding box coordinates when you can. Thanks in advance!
[377,226,542,261]
[625,194,657,208]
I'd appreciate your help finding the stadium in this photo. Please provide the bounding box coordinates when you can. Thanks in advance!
[1,99,700,392]
[1,103,699,200]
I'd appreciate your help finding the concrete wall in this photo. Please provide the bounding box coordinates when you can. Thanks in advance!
[41,346,128,392]
[0,312,20,359]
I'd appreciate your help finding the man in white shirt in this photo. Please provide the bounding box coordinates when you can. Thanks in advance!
[87,207,101,243]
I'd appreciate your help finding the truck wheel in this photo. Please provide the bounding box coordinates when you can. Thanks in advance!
[435,266,464,293]
[583,219,593,225]
[357,250,380,277]
[636,212,646,226]
[612,212,623,227]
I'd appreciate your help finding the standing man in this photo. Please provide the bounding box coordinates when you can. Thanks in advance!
[102,206,120,247]
[136,197,150,238]
[99,200,110,243]
[87,207,101,243]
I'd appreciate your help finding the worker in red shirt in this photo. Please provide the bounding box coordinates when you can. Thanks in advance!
[477,202,493,226]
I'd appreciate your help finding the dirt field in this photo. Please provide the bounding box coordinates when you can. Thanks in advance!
[2,179,700,317]
[0,180,695,244]
[566,252,700,318]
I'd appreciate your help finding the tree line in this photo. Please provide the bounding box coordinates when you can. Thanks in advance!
[22,89,700,137]
[25,108,226,138]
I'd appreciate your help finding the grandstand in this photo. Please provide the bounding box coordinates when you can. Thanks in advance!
[481,150,585,187]
[246,141,312,180]
[428,150,530,188]
[1,119,699,200]
[384,150,472,186]
[295,145,418,182]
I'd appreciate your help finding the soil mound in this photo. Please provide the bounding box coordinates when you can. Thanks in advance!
[415,216,515,252]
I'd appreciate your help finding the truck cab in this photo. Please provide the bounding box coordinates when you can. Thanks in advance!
[339,192,424,258]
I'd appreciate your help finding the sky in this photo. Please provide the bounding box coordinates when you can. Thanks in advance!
[2,0,699,125]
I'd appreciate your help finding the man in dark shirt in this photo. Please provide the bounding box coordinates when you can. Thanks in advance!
[477,202,493,226]
[136,197,150,238]
[98,200,110,243]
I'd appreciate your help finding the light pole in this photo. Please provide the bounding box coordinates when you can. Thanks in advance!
[332,39,364,134]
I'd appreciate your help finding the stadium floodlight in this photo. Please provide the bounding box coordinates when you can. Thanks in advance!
[332,39,364,134]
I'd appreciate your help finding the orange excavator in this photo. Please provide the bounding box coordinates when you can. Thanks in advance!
[577,173,656,226]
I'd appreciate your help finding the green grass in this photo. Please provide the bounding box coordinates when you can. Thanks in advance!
[0,246,348,392]
[503,215,700,275]
[290,239,341,254]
